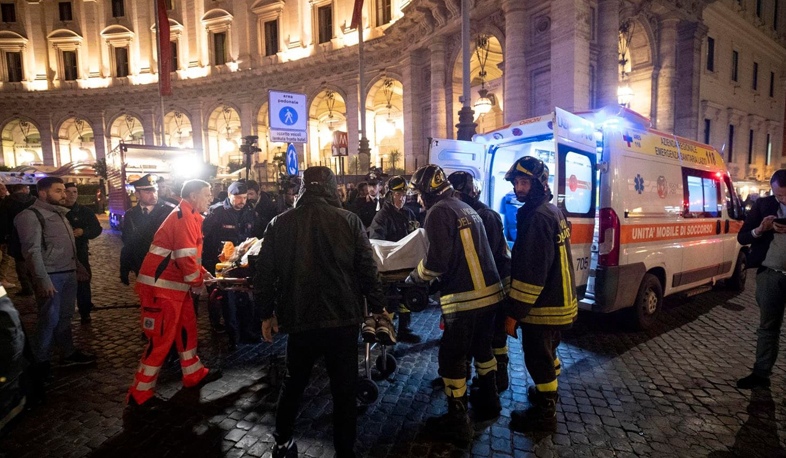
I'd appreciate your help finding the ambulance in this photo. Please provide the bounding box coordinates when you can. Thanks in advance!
[429,106,748,329]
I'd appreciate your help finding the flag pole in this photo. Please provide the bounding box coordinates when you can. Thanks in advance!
[154,0,167,146]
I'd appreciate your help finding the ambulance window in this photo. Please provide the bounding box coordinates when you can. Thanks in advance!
[682,169,721,218]
[557,145,596,218]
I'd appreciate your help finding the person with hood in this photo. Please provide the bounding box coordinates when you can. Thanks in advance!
[405,165,504,442]
[0,184,36,295]
[504,156,577,432]
[447,172,512,392]
[367,176,421,343]
[254,167,386,458]
[64,183,103,324]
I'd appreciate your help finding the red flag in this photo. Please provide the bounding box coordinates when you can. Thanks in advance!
[157,0,172,96]
[350,0,364,30]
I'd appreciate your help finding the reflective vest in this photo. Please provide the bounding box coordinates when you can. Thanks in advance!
[135,199,207,300]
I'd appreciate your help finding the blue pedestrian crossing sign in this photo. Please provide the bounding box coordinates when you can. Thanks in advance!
[269,90,307,143]
[279,107,298,126]
[286,143,299,175]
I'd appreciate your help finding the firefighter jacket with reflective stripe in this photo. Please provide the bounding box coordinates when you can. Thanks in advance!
[461,196,511,292]
[135,199,207,300]
[416,193,503,315]
[508,196,577,328]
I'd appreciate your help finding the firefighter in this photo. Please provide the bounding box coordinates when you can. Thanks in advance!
[504,156,577,432]
[127,179,222,410]
[120,175,173,286]
[406,164,504,442]
[448,171,512,392]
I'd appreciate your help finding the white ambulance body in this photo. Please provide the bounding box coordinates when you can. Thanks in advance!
[429,106,747,328]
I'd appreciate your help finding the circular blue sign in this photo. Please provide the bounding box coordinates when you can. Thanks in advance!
[286,144,298,175]
[279,107,298,126]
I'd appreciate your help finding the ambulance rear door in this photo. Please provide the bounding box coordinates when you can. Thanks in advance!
[428,138,487,190]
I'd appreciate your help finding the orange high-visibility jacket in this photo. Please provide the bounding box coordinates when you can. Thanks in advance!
[135,199,207,300]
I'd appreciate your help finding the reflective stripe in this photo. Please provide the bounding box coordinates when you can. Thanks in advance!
[521,303,578,326]
[441,290,503,314]
[474,358,498,376]
[137,363,161,377]
[509,289,538,304]
[441,282,503,305]
[442,377,467,398]
[181,360,205,375]
[459,228,483,291]
[148,245,172,256]
[183,271,200,282]
[559,244,574,311]
[136,380,157,391]
[511,279,544,295]
[180,348,197,360]
[136,275,190,291]
[417,260,442,281]
[536,379,558,393]
[501,276,511,294]
[523,302,578,316]
[554,357,562,376]
[173,248,198,259]
[0,286,6,298]
[493,346,509,356]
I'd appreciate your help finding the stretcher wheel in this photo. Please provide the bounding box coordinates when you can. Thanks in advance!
[375,354,397,376]
[402,286,428,312]
[357,378,379,404]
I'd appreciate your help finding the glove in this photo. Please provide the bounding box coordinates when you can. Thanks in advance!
[505,317,519,339]
[120,271,130,286]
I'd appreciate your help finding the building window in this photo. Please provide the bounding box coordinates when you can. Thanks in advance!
[748,129,754,164]
[376,0,391,26]
[317,5,332,44]
[770,71,775,97]
[213,32,227,65]
[112,0,124,18]
[62,50,78,81]
[59,2,72,22]
[775,0,780,30]
[704,119,711,145]
[756,0,762,17]
[590,7,597,41]
[766,133,772,165]
[731,51,739,82]
[706,37,715,71]
[728,125,735,162]
[753,62,758,90]
[5,51,22,82]
[264,20,279,56]
[1,3,15,23]
[114,47,129,77]
[170,41,178,72]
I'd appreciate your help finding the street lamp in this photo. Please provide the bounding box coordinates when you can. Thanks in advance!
[617,84,634,108]
[473,35,493,118]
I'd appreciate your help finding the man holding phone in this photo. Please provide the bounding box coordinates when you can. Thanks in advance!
[737,169,786,389]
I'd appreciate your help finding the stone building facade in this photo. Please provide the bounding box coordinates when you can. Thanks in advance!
[0,0,784,186]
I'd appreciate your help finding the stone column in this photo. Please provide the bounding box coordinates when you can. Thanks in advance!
[403,51,424,172]
[655,15,679,132]
[141,108,156,145]
[430,35,448,139]
[344,77,360,160]
[40,118,55,166]
[674,21,708,140]
[596,0,620,108]
[189,104,205,159]
[92,114,107,161]
[550,0,591,112]
[503,0,528,122]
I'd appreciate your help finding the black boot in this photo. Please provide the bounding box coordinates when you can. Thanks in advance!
[511,391,558,432]
[397,313,421,343]
[496,354,509,392]
[426,395,473,444]
[469,372,501,421]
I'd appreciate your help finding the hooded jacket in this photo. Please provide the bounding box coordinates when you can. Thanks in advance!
[368,200,418,242]
[254,168,386,334]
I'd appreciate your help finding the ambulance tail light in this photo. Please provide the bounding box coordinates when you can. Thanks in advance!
[597,207,620,267]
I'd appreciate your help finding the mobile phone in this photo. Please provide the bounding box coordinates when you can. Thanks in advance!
[774,218,786,225]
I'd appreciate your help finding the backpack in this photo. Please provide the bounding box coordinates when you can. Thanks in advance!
[8,208,47,260]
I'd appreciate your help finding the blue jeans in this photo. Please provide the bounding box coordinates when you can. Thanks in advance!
[753,268,786,377]
[33,272,77,362]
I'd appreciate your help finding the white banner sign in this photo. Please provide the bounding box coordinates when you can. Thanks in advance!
[269,90,307,143]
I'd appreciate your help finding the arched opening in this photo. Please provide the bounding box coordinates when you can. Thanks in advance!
[620,18,654,117]
[309,89,347,173]
[452,34,504,134]
[163,110,194,148]
[1,118,42,167]
[206,105,242,170]
[109,114,145,150]
[57,117,95,165]
[366,78,404,174]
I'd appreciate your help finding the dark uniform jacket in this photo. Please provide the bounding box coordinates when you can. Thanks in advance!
[65,203,102,268]
[508,195,577,328]
[353,197,381,228]
[368,200,418,242]
[251,191,280,239]
[202,199,255,274]
[120,203,173,279]
[738,195,781,269]
[415,193,503,315]
[462,196,512,291]
[254,183,386,334]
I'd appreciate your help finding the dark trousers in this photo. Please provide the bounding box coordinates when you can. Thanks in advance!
[753,268,786,377]
[76,262,93,317]
[234,291,261,341]
[439,309,496,382]
[276,325,358,458]
[13,257,33,293]
[521,325,561,393]
[492,308,509,356]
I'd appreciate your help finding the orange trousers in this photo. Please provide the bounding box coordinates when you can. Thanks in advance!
[127,294,209,404]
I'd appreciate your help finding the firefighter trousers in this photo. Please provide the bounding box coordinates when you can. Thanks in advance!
[439,308,496,397]
[491,307,509,360]
[127,294,210,404]
[521,325,561,393]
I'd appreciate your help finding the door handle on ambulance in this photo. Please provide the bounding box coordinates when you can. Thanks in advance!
[725,220,730,234]
[716,220,721,235]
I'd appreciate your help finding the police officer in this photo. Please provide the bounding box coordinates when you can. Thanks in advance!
[368,176,421,343]
[406,165,504,442]
[120,175,172,285]
[447,172,512,392]
[202,181,256,348]
[64,183,103,323]
[504,157,577,432]
[155,176,181,208]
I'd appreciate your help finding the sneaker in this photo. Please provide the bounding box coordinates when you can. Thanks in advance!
[362,316,377,343]
[375,314,397,345]
[737,373,771,389]
[126,395,166,413]
[61,350,97,367]
[271,438,297,458]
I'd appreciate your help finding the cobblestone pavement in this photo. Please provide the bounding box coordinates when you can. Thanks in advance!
[1,216,785,458]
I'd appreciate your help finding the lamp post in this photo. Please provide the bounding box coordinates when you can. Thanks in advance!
[456,0,477,140]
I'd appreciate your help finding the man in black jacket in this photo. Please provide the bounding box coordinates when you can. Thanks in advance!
[737,169,786,389]
[64,183,103,323]
[254,167,385,458]
[0,184,36,295]
[353,178,382,227]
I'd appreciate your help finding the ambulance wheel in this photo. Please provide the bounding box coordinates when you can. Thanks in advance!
[357,379,379,404]
[630,273,662,330]
[728,251,748,292]
[375,354,397,376]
